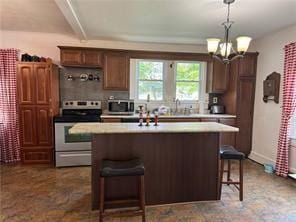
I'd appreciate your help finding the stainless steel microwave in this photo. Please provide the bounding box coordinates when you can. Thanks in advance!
[108,100,134,115]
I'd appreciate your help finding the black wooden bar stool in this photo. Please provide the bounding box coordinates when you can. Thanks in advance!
[219,145,245,201]
[99,158,145,222]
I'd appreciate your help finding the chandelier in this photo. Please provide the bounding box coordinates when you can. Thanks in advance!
[207,0,252,64]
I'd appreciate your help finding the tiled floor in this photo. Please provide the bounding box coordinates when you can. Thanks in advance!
[1,160,295,222]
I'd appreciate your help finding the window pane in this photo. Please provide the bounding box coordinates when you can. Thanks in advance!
[138,80,163,100]
[138,61,163,80]
[176,82,199,100]
[176,62,200,81]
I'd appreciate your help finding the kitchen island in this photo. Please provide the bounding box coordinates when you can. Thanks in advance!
[69,122,239,210]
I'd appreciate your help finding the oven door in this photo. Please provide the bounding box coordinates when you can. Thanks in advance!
[55,122,91,151]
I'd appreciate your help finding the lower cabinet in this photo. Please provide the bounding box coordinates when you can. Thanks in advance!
[21,148,53,164]
[219,118,236,147]
[102,118,122,123]
[19,106,53,163]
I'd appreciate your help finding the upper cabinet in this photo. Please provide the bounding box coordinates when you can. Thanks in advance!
[103,52,130,91]
[238,53,258,77]
[60,48,103,68]
[206,59,229,93]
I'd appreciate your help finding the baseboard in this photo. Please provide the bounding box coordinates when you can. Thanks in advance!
[249,151,296,173]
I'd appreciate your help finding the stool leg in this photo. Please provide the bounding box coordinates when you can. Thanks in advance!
[99,177,105,222]
[139,175,146,222]
[219,159,224,200]
[239,160,243,201]
[227,160,231,185]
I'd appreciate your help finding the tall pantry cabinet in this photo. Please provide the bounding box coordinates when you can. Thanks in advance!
[221,52,259,155]
[17,61,59,163]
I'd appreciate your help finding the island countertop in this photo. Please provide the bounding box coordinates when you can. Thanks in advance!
[69,122,239,134]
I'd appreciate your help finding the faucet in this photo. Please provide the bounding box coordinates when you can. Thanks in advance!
[175,98,181,114]
[144,94,150,113]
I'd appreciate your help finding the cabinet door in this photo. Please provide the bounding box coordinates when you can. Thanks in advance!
[219,118,236,147]
[35,64,50,105]
[36,107,52,146]
[82,50,103,67]
[238,53,258,77]
[206,60,228,93]
[17,64,35,105]
[19,106,37,146]
[103,52,129,90]
[236,78,256,154]
[60,49,82,66]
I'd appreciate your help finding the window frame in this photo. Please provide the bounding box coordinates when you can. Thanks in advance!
[136,59,166,102]
[173,61,202,102]
[131,59,206,104]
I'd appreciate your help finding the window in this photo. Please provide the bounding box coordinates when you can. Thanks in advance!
[131,59,205,103]
[137,60,164,100]
[175,62,200,100]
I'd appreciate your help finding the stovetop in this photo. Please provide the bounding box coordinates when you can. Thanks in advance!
[54,101,102,123]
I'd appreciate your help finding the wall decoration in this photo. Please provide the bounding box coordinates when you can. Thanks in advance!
[263,72,280,103]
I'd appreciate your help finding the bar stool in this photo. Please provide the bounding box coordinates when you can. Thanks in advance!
[99,158,146,222]
[219,145,245,201]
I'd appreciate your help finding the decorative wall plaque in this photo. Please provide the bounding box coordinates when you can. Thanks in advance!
[263,72,280,103]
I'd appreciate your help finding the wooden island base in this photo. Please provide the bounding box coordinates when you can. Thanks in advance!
[91,132,220,210]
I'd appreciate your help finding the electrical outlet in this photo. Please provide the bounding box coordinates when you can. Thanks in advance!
[213,97,218,104]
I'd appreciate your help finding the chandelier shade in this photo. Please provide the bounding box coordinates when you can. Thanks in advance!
[236,36,252,52]
[207,38,220,53]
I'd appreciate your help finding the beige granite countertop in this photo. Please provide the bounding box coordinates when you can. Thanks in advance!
[69,122,239,134]
[100,113,236,119]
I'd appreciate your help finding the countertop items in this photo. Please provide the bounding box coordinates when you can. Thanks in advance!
[100,113,236,119]
[69,122,239,134]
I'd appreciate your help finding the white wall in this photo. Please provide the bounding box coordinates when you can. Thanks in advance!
[249,24,296,173]
[0,30,207,65]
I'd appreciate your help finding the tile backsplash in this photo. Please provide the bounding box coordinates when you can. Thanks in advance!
[59,67,129,110]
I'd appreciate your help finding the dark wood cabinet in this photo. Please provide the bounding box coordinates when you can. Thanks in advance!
[103,52,129,91]
[60,48,102,68]
[238,53,257,77]
[35,64,50,105]
[82,51,103,67]
[17,64,35,105]
[219,118,236,147]
[60,49,82,65]
[19,106,37,147]
[221,52,258,155]
[206,59,229,93]
[36,106,52,146]
[17,62,59,164]
[235,77,256,154]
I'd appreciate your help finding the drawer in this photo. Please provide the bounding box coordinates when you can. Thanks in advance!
[55,151,91,167]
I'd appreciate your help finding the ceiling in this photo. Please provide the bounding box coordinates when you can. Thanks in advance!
[0,0,73,35]
[1,0,296,44]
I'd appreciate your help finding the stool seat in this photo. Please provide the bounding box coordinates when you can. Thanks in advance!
[100,159,145,177]
[220,145,245,160]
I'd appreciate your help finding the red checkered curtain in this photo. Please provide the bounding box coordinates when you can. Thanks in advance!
[0,49,21,163]
[275,42,296,177]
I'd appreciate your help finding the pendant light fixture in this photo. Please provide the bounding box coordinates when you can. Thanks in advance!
[207,0,252,64]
